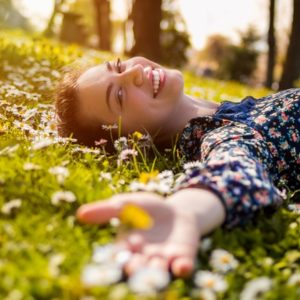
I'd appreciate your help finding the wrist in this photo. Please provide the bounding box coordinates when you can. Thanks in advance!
[167,188,226,236]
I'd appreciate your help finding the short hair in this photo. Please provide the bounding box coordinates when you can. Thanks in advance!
[55,66,115,152]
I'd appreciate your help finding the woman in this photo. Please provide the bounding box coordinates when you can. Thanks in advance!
[55,56,299,278]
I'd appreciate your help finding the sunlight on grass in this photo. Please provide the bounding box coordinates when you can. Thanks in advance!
[0,30,300,299]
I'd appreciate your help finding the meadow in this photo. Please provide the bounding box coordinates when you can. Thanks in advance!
[0,30,300,300]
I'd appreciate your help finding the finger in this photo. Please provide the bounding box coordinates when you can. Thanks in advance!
[124,253,148,276]
[148,256,168,271]
[126,233,145,252]
[76,200,123,224]
[170,256,194,278]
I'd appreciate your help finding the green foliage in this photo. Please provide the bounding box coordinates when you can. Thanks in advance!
[0,30,299,299]
[160,2,191,68]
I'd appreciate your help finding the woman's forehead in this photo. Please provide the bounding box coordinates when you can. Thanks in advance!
[77,64,106,88]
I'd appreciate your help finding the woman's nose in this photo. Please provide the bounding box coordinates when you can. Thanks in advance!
[121,64,144,86]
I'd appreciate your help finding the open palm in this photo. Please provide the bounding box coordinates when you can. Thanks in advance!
[77,192,202,277]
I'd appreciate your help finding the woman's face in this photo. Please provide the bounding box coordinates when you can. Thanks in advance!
[76,56,184,136]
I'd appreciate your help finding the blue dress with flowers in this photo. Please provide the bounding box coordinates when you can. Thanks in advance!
[175,88,300,229]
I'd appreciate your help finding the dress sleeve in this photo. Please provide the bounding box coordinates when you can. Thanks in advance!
[174,124,285,229]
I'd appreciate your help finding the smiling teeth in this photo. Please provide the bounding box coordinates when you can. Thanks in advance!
[153,69,160,94]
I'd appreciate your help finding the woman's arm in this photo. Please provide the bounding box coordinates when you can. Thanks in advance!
[167,188,226,236]
[176,127,285,229]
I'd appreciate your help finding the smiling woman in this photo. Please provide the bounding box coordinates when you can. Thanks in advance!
[55,55,300,279]
[55,56,216,150]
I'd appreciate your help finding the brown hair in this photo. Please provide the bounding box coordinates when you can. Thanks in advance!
[55,66,115,152]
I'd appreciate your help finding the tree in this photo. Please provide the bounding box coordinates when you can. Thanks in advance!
[265,0,277,88]
[217,26,261,83]
[0,0,30,30]
[129,0,162,61]
[279,0,300,89]
[160,1,191,67]
[93,0,112,51]
[200,34,231,67]
[44,0,66,37]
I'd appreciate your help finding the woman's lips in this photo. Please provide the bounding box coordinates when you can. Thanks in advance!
[144,66,166,98]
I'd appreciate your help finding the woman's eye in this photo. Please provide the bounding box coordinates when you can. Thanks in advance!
[117,88,123,109]
[116,58,122,73]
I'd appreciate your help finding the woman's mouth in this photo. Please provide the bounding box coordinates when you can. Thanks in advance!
[152,68,166,98]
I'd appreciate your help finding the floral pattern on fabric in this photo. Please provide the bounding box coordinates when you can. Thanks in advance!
[176,88,300,229]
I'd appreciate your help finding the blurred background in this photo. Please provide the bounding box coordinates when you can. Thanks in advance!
[1,0,299,90]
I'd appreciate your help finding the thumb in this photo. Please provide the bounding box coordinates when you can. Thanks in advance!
[76,199,123,224]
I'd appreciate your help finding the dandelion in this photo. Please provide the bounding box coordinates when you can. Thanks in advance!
[194,271,228,293]
[49,166,70,184]
[1,199,22,215]
[209,249,239,273]
[128,267,170,295]
[51,191,76,206]
[239,277,272,300]
[81,263,122,287]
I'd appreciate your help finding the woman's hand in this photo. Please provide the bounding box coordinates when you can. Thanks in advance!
[76,192,202,278]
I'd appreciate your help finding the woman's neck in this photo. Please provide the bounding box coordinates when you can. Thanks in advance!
[154,93,220,148]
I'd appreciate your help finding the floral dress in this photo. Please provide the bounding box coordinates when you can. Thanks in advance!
[175,88,300,229]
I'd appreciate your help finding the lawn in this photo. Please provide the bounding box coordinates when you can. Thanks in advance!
[0,30,299,300]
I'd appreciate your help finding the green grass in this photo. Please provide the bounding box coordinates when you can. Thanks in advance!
[0,30,300,300]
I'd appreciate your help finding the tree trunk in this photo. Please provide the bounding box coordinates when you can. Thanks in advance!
[93,0,111,51]
[265,0,276,89]
[279,0,300,90]
[130,0,162,61]
[44,0,66,37]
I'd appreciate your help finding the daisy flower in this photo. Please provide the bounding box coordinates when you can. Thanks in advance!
[288,273,300,285]
[1,199,22,215]
[209,249,239,273]
[128,267,170,295]
[194,271,228,292]
[51,191,76,206]
[239,277,272,300]
[81,263,122,287]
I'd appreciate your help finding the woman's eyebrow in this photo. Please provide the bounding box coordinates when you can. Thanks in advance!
[105,61,113,113]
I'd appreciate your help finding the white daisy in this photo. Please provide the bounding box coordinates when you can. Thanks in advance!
[48,253,65,277]
[92,244,132,267]
[288,273,300,285]
[183,161,203,170]
[99,172,112,181]
[194,271,228,292]
[23,162,41,171]
[128,267,170,295]
[200,238,212,252]
[287,204,300,214]
[192,288,217,300]
[1,199,22,215]
[51,191,76,206]
[31,138,56,150]
[239,277,272,300]
[209,249,239,273]
[81,263,122,287]
[49,166,70,184]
